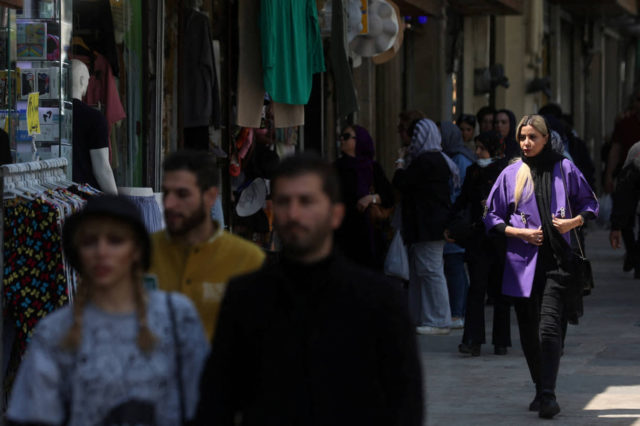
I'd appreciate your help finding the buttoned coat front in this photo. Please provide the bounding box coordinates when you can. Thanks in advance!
[483,159,598,298]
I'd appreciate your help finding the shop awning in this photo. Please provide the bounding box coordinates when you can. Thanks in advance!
[396,0,440,16]
[0,0,23,8]
[448,0,524,15]
[551,0,637,16]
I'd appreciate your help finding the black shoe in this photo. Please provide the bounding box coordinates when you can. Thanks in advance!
[539,393,561,419]
[458,342,480,356]
[494,345,507,355]
[529,384,543,411]
[634,268,640,279]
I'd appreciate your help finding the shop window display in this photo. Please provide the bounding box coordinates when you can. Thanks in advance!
[0,0,72,169]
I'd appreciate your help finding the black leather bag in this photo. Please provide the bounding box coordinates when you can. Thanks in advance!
[560,166,595,296]
[571,250,594,296]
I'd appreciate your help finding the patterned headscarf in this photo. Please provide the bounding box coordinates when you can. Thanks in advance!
[406,119,460,188]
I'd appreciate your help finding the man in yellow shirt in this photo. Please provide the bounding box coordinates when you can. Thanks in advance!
[148,150,265,339]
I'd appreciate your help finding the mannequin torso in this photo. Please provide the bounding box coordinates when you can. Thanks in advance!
[71,59,117,194]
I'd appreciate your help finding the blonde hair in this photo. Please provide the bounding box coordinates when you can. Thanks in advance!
[513,115,550,210]
[62,220,157,354]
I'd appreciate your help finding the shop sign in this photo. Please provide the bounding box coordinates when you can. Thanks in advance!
[27,92,40,135]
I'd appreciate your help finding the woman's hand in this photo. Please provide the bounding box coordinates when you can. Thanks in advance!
[357,194,377,212]
[506,226,544,246]
[552,215,583,234]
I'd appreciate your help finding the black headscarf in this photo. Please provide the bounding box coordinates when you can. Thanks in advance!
[521,139,571,271]
[496,109,519,159]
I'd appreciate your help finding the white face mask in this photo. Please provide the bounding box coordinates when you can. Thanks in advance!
[477,158,495,168]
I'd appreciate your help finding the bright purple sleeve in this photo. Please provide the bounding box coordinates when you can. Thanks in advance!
[483,169,510,231]
[565,160,599,218]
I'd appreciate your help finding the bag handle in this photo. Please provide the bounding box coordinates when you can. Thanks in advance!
[167,292,186,425]
[558,161,585,258]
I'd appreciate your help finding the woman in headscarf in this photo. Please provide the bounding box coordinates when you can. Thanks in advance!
[393,118,459,335]
[334,124,395,270]
[494,108,519,159]
[440,122,476,329]
[446,131,512,356]
[457,113,477,151]
[484,115,598,418]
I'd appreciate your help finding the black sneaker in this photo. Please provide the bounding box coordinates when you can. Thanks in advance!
[539,393,561,419]
[529,394,542,411]
[494,345,507,355]
[529,385,542,411]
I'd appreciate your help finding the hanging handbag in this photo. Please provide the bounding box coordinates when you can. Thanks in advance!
[559,166,595,296]
[367,185,393,224]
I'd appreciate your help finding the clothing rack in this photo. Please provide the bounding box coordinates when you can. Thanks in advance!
[0,157,69,414]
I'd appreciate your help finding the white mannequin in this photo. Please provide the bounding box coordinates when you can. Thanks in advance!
[71,59,118,194]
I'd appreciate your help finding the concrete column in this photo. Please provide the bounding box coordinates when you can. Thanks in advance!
[375,50,404,176]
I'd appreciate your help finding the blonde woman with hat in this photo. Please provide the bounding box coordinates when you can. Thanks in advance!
[7,195,209,426]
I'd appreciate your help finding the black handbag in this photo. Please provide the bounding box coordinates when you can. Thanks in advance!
[560,166,595,296]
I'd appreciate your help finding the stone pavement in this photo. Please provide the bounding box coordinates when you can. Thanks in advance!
[419,229,640,425]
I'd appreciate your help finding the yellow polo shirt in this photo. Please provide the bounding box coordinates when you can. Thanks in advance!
[148,226,265,339]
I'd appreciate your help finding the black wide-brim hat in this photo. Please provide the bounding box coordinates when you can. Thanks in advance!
[62,195,151,272]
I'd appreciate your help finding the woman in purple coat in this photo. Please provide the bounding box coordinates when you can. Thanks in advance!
[483,115,598,419]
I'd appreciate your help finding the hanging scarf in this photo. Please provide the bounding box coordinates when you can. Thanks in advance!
[406,119,460,188]
[440,121,476,163]
[521,143,572,270]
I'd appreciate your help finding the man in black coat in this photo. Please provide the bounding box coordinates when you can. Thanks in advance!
[194,154,423,426]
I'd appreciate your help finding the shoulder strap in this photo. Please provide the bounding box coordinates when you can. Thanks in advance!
[558,161,585,257]
[166,292,186,424]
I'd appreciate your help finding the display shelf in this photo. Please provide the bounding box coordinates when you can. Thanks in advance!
[0,0,71,168]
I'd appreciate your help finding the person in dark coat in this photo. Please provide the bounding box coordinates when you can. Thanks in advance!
[393,118,458,334]
[334,125,395,269]
[446,131,512,356]
[610,141,640,277]
[194,154,423,426]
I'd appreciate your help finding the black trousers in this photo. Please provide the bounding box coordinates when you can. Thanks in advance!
[462,237,511,347]
[512,269,567,393]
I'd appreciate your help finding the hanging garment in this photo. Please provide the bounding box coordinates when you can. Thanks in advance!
[236,1,305,128]
[73,52,126,139]
[3,184,98,393]
[4,198,69,354]
[260,0,326,105]
[73,0,120,77]
[182,8,221,129]
[330,0,358,118]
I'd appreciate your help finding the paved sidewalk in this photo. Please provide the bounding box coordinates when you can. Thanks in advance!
[419,229,640,425]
